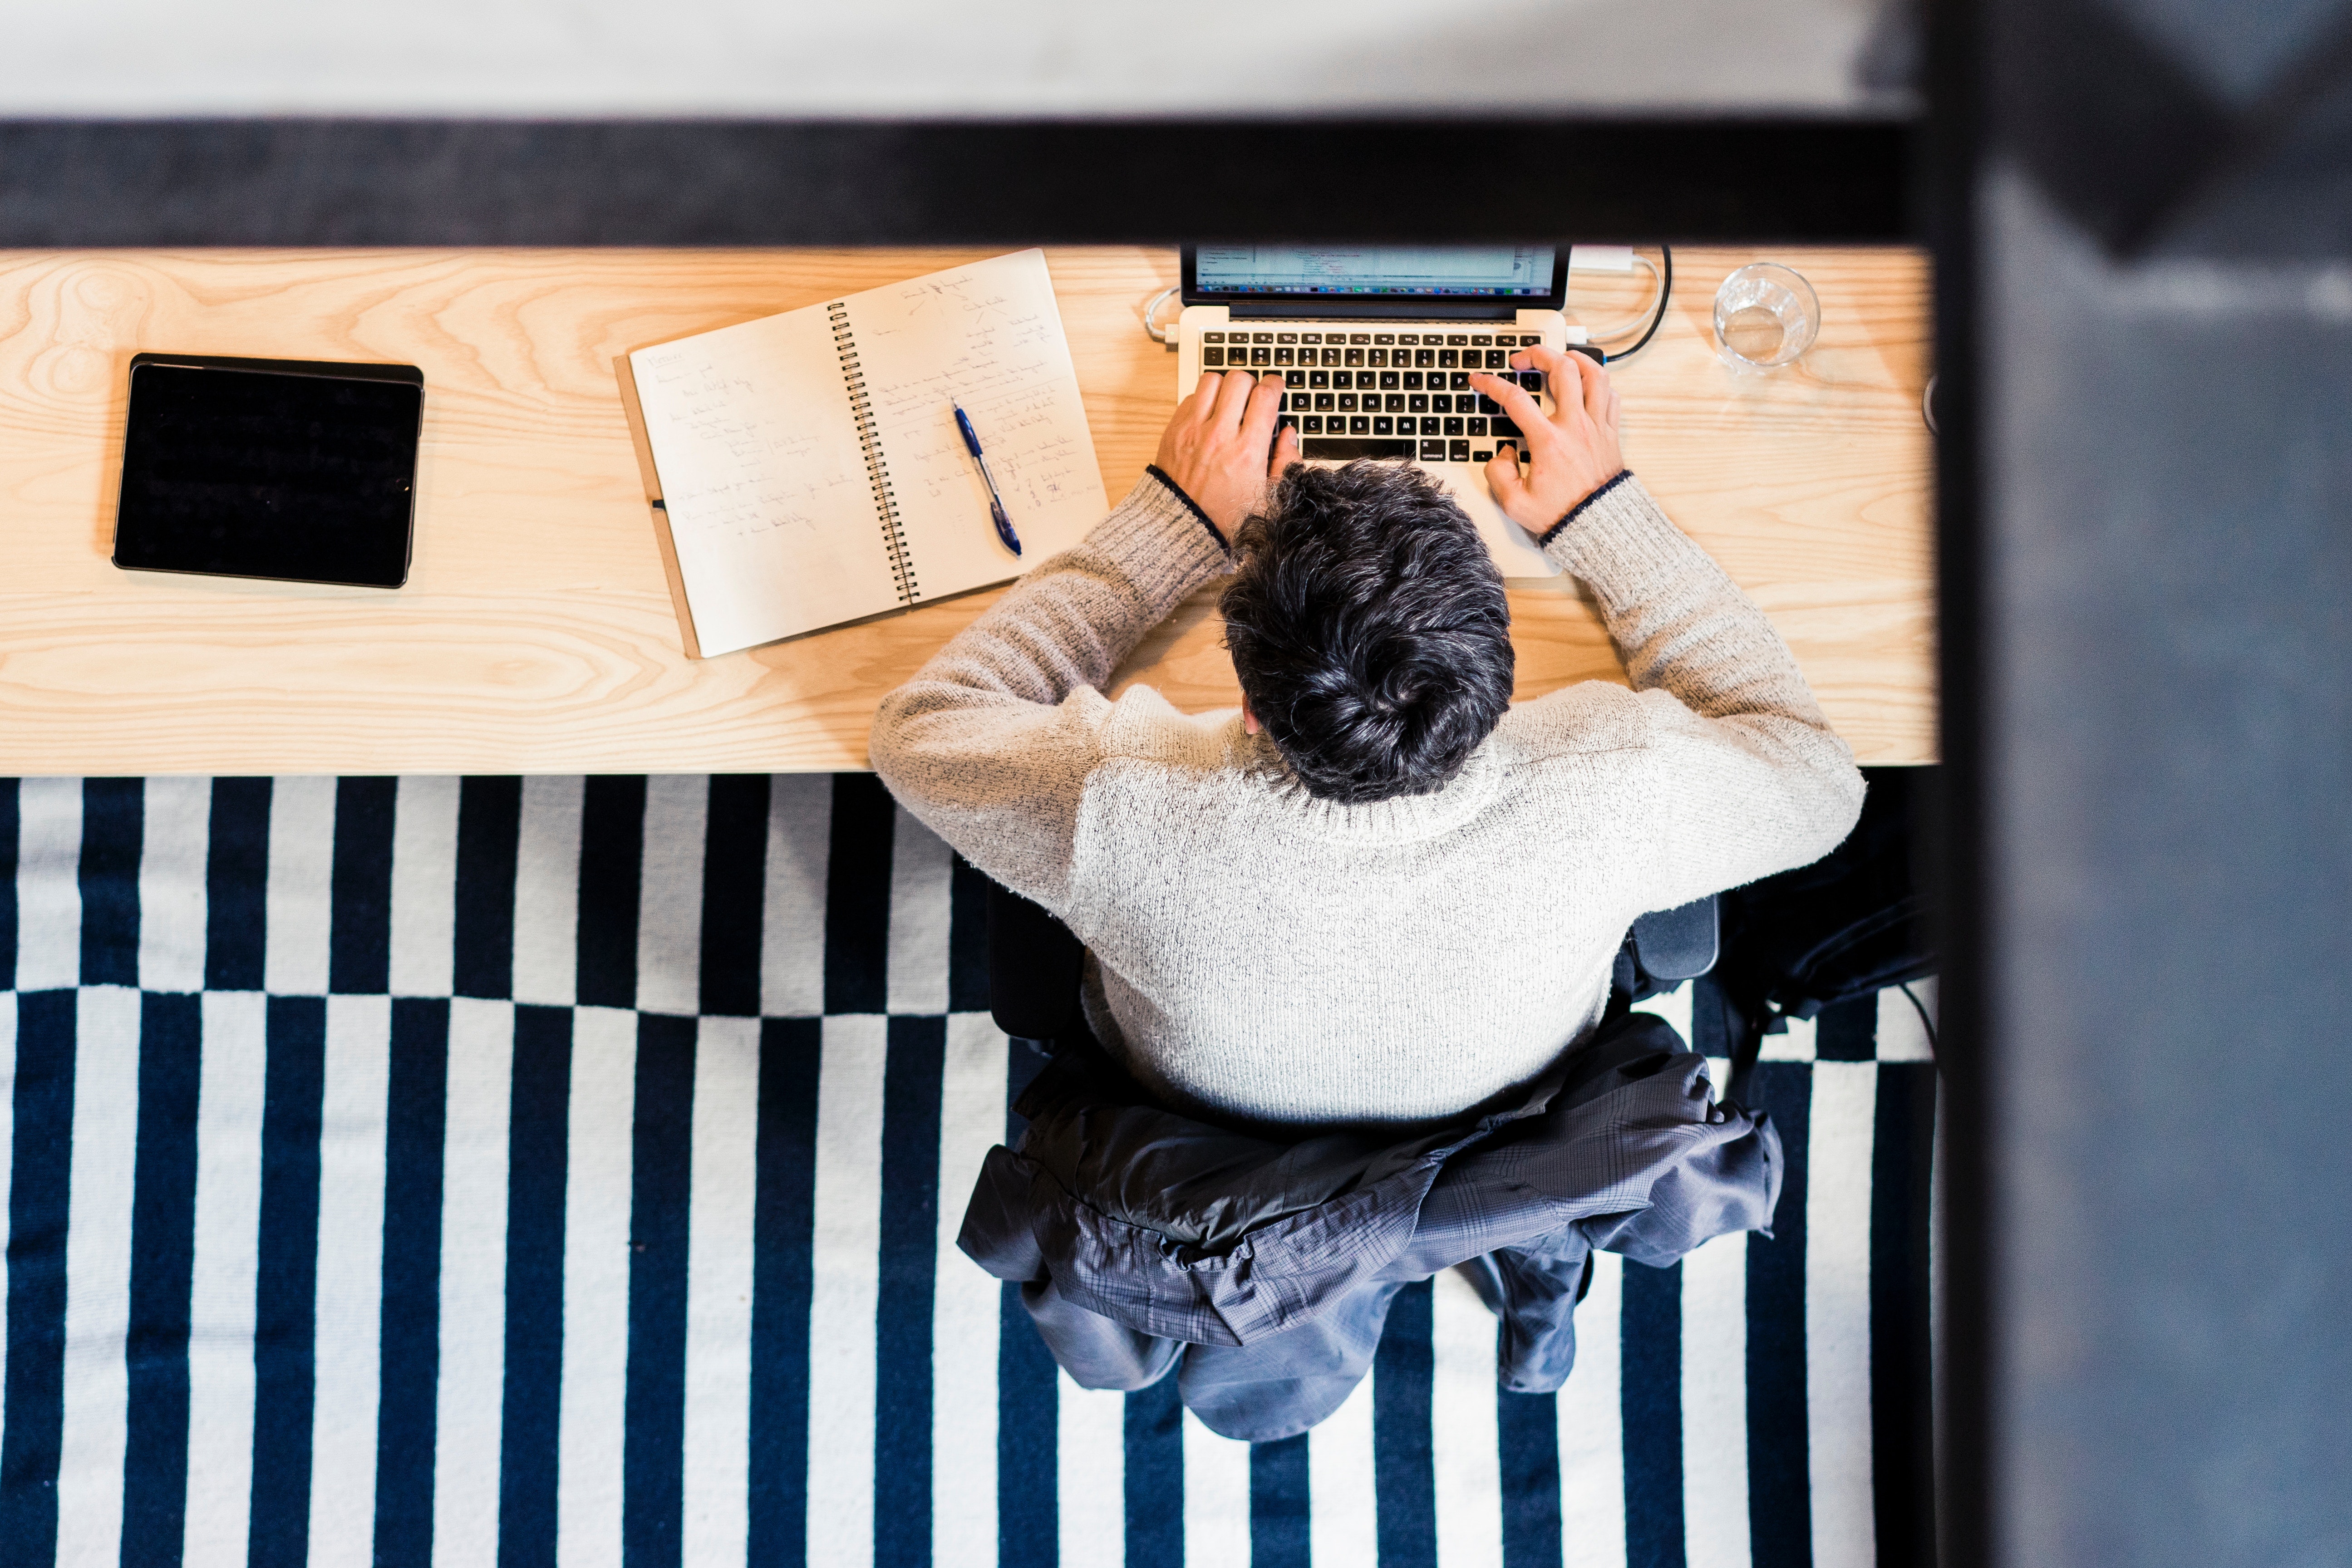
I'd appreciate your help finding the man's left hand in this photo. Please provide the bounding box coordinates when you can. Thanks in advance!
[1154,370,1299,541]
[1469,346,1624,535]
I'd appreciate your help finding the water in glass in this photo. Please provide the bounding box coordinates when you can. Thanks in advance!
[1712,263,1820,371]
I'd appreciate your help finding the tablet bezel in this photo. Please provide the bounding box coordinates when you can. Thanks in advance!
[112,352,425,590]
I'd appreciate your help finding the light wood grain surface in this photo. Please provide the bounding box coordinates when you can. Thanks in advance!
[0,246,1934,774]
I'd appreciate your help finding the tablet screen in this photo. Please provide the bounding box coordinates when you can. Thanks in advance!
[113,356,423,589]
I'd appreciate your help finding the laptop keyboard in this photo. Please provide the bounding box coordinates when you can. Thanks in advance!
[1198,326,1548,466]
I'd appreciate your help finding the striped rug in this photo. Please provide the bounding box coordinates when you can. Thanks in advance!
[0,773,1937,1568]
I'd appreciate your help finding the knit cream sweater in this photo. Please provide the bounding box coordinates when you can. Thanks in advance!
[871,471,1863,1128]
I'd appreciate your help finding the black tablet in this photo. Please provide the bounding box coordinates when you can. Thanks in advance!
[113,354,424,589]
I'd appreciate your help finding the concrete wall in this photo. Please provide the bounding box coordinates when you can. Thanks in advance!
[0,0,1912,116]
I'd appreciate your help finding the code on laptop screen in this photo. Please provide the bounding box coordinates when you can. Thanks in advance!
[1193,246,1556,296]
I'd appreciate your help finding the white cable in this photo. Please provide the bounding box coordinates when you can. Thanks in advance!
[1143,286,1182,346]
[1579,253,1664,342]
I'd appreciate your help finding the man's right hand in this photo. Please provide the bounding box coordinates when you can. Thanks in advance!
[1154,370,1299,541]
[1469,347,1625,536]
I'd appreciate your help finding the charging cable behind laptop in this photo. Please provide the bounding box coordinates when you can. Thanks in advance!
[1582,245,1673,365]
[1144,286,1183,347]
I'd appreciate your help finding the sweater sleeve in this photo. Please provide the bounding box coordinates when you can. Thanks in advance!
[868,472,1233,909]
[1537,474,1866,911]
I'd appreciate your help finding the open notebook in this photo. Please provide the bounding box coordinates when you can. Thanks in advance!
[627,250,1109,657]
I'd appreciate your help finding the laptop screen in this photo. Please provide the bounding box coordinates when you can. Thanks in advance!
[1185,246,1564,306]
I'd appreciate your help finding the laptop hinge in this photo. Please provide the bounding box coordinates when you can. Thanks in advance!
[1224,300,1521,321]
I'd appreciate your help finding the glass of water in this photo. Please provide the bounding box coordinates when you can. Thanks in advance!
[1713,263,1820,371]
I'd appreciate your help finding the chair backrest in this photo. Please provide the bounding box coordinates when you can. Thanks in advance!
[988,878,1720,1042]
[1629,897,1720,983]
[987,879,1086,1041]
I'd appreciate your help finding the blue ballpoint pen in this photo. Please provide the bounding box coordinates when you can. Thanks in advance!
[952,404,1021,556]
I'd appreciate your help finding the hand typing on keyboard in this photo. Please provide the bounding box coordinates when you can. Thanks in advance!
[1154,371,1303,542]
[1468,347,1626,535]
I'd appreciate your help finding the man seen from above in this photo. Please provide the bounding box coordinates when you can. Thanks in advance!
[870,349,1865,1131]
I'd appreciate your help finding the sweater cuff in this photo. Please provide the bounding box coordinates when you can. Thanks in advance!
[1536,473,1698,613]
[1536,469,1636,549]
[1144,465,1230,550]
[1087,470,1236,620]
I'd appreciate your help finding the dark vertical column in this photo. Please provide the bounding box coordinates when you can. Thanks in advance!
[997,1040,1058,1568]
[498,1004,574,1568]
[1871,1062,1938,1567]
[204,778,273,992]
[576,777,648,1010]
[698,775,770,1017]
[120,991,202,1568]
[1619,1260,1685,1568]
[0,778,18,990]
[747,1017,822,1568]
[1497,1389,1564,1568]
[1122,1377,1185,1566]
[874,1016,945,1568]
[0,989,75,1558]
[328,777,399,994]
[1929,2,1988,1557]
[623,1014,697,1568]
[946,855,992,1016]
[79,777,143,986]
[1372,1277,1437,1568]
[1743,1062,1813,1568]
[823,775,896,1016]
[374,998,452,1568]
[453,777,523,1000]
[249,994,328,1568]
[1249,1434,1311,1567]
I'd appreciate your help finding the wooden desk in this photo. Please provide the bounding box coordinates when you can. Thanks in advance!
[0,247,1934,773]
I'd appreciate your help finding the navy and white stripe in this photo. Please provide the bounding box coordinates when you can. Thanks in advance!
[0,773,1938,1566]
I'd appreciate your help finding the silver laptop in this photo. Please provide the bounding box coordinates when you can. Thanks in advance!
[1174,246,1584,578]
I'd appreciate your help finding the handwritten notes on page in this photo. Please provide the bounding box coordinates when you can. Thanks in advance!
[845,249,1108,601]
[626,249,1107,659]
[630,305,901,657]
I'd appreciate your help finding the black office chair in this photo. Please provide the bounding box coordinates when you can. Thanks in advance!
[1614,896,1721,1002]
[987,880,1092,1042]
[985,880,1717,1044]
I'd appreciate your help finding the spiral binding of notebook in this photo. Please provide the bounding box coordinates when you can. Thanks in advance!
[829,300,918,605]
[628,252,1100,656]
